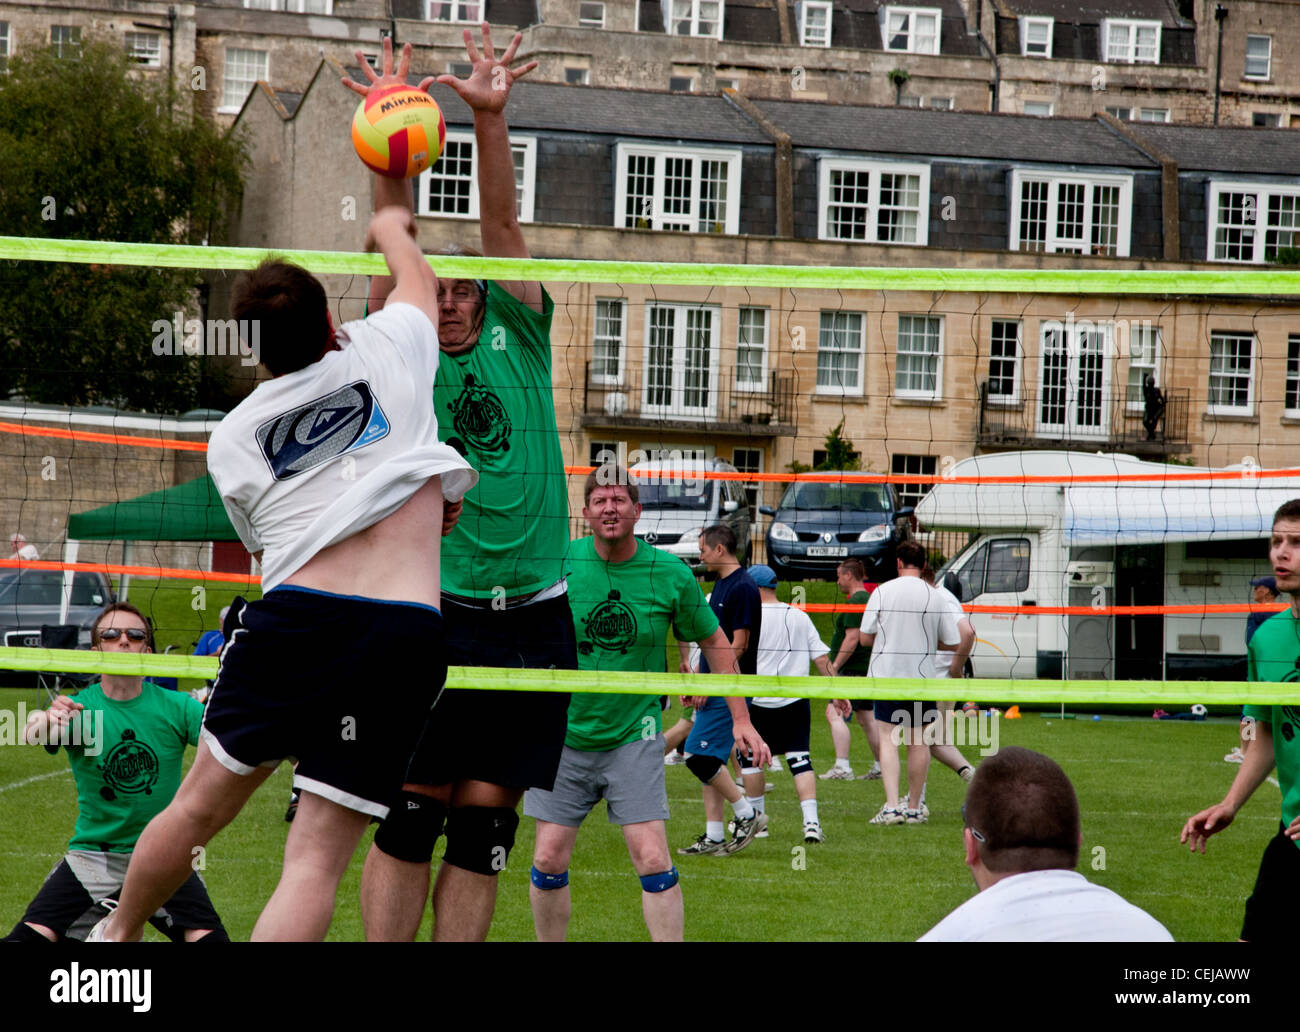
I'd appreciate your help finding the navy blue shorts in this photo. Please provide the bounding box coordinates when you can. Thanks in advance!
[402,592,575,792]
[202,587,445,819]
[685,700,735,761]
[873,700,941,726]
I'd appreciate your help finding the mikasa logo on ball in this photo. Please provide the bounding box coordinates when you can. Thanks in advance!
[378,93,432,114]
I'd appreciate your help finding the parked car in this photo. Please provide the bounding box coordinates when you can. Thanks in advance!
[761,475,913,581]
[0,569,115,650]
[630,457,751,570]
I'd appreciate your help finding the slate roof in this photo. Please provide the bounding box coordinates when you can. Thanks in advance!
[994,0,1191,28]
[1126,123,1300,175]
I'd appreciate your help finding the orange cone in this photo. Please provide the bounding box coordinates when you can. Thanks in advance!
[1004,705,1022,719]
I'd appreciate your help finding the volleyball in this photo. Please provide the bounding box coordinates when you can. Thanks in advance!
[351,85,445,179]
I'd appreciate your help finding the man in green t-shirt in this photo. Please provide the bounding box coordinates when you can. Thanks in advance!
[4,603,226,942]
[351,31,577,943]
[820,559,883,781]
[522,467,766,941]
[1182,499,1300,942]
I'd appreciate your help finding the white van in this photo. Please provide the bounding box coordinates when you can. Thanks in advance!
[629,457,751,569]
[917,451,1296,681]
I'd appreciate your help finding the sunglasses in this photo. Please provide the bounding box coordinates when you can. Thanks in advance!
[960,803,986,843]
[98,627,148,642]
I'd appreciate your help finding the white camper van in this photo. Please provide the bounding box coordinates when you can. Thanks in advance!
[916,451,1296,681]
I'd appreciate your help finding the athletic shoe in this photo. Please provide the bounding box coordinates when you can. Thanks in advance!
[677,834,727,856]
[284,791,299,823]
[819,766,855,780]
[732,816,771,839]
[764,781,775,793]
[84,901,117,942]
[905,807,928,824]
[959,765,976,784]
[724,812,768,854]
[869,805,906,826]
[663,751,686,766]
[1224,747,1245,764]
[855,765,883,781]
[803,820,825,843]
[767,757,784,773]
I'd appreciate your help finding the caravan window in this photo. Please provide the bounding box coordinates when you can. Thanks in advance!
[956,538,1030,598]
[956,545,988,601]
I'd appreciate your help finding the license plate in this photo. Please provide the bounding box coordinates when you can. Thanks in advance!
[806,546,848,557]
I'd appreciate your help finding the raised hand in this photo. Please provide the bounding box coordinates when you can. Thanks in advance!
[342,35,435,99]
[435,22,536,114]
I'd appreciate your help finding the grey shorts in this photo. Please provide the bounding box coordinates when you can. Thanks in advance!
[523,734,670,827]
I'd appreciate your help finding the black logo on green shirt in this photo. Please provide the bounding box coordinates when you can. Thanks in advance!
[449,374,511,455]
[579,590,638,656]
[97,729,159,801]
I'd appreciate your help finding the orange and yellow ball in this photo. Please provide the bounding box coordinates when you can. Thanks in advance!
[351,85,446,179]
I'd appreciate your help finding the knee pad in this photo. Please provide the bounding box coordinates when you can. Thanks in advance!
[639,867,679,893]
[4,922,53,943]
[685,753,724,785]
[192,926,230,943]
[373,792,449,864]
[786,751,813,777]
[530,866,569,890]
[735,746,760,775]
[442,806,520,877]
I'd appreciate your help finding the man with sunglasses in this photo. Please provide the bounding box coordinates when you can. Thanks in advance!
[919,747,1170,941]
[5,604,227,942]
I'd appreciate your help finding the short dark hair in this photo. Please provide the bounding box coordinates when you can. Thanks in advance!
[232,259,332,377]
[1273,499,1300,526]
[896,539,927,570]
[584,465,639,506]
[838,559,867,581]
[92,602,153,651]
[963,747,1079,874]
[700,524,737,556]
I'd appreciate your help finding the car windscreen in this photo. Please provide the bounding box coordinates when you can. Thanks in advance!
[0,571,106,607]
[636,481,714,511]
[778,481,890,512]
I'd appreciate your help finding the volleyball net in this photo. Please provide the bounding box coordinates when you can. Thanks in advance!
[1,234,1299,706]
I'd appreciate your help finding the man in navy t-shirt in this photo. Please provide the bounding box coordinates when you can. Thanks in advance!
[677,525,769,857]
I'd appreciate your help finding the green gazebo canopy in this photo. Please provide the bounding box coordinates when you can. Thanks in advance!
[67,474,239,542]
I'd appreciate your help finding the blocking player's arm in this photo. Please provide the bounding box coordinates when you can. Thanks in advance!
[1181,720,1277,853]
[365,177,415,314]
[366,207,438,326]
[436,25,542,311]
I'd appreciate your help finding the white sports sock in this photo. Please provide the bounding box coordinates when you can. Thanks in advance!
[835,757,852,771]
[745,794,765,816]
[706,821,725,842]
[868,761,881,774]
[731,797,755,820]
[800,798,819,823]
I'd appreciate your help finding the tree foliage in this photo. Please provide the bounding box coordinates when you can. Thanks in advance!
[815,419,862,471]
[0,41,247,412]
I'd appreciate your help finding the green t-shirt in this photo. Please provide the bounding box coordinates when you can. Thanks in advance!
[829,588,873,675]
[1244,608,1300,849]
[565,537,719,751]
[435,282,569,597]
[45,682,203,853]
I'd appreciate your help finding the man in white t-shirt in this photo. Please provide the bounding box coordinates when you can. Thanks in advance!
[860,540,959,826]
[93,207,476,942]
[919,747,1172,941]
[737,565,834,843]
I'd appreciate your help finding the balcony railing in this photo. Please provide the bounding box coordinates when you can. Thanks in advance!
[977,382,1191,454]
[581,362,797,435]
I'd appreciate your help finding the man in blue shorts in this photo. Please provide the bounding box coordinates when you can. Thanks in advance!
[92,204,475,942]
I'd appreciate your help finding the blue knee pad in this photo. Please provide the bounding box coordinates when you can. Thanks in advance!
[639,867,680,893]
[530,866,569,890]
[786,751,813,777]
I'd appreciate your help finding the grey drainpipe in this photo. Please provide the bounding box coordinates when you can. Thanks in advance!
[973,0,1000,112]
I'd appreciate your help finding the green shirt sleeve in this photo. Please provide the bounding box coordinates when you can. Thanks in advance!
[485,281,553,361]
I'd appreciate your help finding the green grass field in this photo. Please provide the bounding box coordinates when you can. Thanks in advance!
[0,682,1279,942]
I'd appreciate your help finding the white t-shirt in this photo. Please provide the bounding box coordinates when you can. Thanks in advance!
[918,869,1173,942]
[208,303,477,591]
[924,584,966,679]
[753,601,830,706]
[860,575,959,679]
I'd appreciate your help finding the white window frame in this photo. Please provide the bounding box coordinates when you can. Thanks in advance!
[798,1,833,47]
[1207,332,1255,416]
[1023,100,1053,117]
[565,67,590,85]
[641,302,723,420]
[891,454,938,510]
[1137,107,1169,123]
[1104,106,1132,121]
[1125,323,1161,411]
[663,0,725,40]
[815,311,866,397]
[1286,335,1300,417]
[882,6,941,56]
[615,143,742,235]
[895,315,943,400]
[1009,169,1133,257]
[1244,34,1271,80]
[1020,16,1053,58]
[417,131,537,222]
[0,21,9,73]
[219,47,268,113]
[579,1,606,28]
[987,318,1022,405]
[591,298,626,386]
[1207,181,1300,263]
[817,158,931,245]
[732,447,764,522]
[243,0,334,11]
[927,96,953,110]
[1036,321,1112,439]
[1102,19,1161,65]
[51,25,81,60]
[427,0,481,22]
[735,306,769,393]
[125,31,161,68]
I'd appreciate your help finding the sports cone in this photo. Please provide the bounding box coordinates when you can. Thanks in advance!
[1004,705,1021,719]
